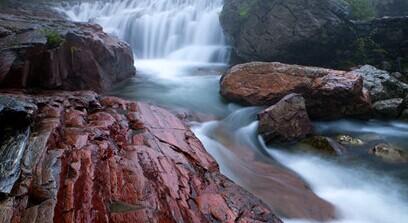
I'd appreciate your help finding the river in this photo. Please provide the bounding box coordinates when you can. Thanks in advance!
[59,0,408,222]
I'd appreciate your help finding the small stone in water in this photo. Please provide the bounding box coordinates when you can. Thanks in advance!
[336,135,364,145]
[369,144,408,163]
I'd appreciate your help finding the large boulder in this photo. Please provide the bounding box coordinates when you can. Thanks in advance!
[258,93,312,144]
[0,11,135,92]
[0,91,282,223]
[220,0,408,72]
[220,0,353,66]
[220,62,371,119]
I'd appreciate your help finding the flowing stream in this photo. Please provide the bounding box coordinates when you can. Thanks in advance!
[60,1,408,222]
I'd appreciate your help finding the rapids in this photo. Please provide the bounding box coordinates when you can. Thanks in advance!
[59,1,408,222]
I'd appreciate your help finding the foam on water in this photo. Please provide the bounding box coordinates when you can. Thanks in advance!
[60,1,408,222]
[193,108,408,223]
[58,0,229,63]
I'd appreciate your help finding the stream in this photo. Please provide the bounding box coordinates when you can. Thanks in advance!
[59,0,408,222]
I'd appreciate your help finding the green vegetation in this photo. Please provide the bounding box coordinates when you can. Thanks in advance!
[238,0,258,18]
[345,0,376,20]
[41,29,64,48]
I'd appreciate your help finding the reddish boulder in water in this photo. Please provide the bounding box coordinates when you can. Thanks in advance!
[0,91,282,223]
[258,93,313,144]
[220,62,371,119]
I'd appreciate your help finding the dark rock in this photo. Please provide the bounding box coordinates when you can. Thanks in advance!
[372,98,404,118]
[0,91,282,223]
[373,0,408,17]
[0,96,37,194]
[220,62,371,119]
[220,0,353,67]
[369,143,408,163]
[0,11,135,92]
[258,93,312,144]
[220,0,408,72]
[354,65,408,101]
[400,109,408,120]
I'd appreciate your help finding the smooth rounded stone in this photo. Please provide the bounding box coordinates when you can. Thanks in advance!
[300,136,347,155]
[369,143,408,163]
[372,98,404,118]
[353,65,408,102]
[221,62,371,119]
[258,93,312,144]
[336,135,364,145]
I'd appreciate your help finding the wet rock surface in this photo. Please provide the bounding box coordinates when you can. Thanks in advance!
[220,62,371,119]
[0,91,282,223]
[0,10,135,92]
[221,0,408,72]
[0,96,37,194]
[369,143,408,163]
[258,93,312,144]
[354,65,408,119]
[300,136,347,155]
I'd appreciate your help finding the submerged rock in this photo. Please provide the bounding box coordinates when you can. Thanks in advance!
[336,135,364,146]
[258,93,312,144]
[369,144,408,163]
[0,11,135,92]
[301,136,347,155]
[220,62,371,119]
[0,91,282,223]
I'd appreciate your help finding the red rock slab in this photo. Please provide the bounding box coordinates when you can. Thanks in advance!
[0,91,282,223]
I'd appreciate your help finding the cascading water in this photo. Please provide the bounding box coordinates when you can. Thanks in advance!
[59,0,229,63]
[59,0,230,115]
[60,1,408,222]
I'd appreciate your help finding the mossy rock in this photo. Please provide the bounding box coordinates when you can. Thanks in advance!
[336,135,364,145]
[299,136,347,155]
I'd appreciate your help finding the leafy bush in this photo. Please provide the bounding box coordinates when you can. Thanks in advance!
[41,29,64,48]
[345,0,376,20]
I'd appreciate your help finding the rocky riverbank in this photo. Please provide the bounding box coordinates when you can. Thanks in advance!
[0,4,286,223]
[0,91,282,223]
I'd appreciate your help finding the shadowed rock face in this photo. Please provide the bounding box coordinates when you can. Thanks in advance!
[220,0,353,66]
[221,0,408,72]
[220,62,371,119]
[0,96,37,194]
[258,93,313,144]
[0,10,135,92]
[0,91,282,223]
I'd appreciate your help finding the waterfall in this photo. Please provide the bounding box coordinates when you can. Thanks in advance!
[58,0,229,63]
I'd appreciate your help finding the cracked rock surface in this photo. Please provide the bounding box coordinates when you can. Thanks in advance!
[0,90,282,223]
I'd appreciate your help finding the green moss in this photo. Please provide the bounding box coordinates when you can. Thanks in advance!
[237,0,258,18]
[345,0,376,20]
[41,29,64,49]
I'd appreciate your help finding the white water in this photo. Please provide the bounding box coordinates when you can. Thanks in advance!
[60,1,408,222]
[59,0,229,62]
[193,108,408,223]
